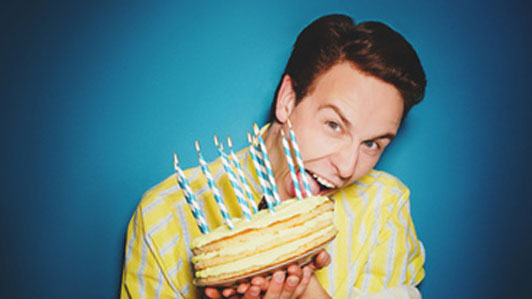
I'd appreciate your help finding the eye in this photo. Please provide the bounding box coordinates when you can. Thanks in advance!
[363,140,379,150]
[327,121,341,132]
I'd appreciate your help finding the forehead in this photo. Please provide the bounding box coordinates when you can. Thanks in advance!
[305,62,403,131]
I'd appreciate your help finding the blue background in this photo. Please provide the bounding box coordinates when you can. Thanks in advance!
[2,0,531,298]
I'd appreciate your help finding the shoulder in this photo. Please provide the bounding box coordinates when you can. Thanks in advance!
[336,169,410,213]
[138,165,204,215]
[134,165,209,239]
[343,169,409,195]
[137,173,182,220]
[365,169,409,193]
[133,170,196,239]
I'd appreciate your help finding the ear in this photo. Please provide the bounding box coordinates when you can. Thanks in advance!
[275,75,296,123]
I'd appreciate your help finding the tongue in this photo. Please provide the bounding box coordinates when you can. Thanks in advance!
[295,171,321,197]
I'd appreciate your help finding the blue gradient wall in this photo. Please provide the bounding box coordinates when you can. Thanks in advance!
[2,1,531,298]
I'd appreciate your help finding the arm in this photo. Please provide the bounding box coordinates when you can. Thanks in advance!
[299,275,331,299]
[121,208,184,299]
[351,190,425,297]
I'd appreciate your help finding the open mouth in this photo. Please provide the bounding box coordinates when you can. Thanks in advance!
[305,170,336,194]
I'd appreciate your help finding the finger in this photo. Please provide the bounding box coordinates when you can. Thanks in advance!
[286,264,302,278]
[251,276,269,292]
[263,271,285,299]
[279,274,300,299]
[314,250,331,269]
[222,287,236,297]
[242,285,261,299]
[204,287,222,299]
[292,266,312,297]
[236,282,250,294]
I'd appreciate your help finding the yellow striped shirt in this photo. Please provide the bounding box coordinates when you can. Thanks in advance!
[120,147,425,298]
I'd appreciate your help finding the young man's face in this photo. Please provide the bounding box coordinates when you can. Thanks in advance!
[270,61,404,199]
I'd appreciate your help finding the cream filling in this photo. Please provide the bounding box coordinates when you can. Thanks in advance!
[191,196,330,249]
[192,211,334,263]
[195,224,336,278]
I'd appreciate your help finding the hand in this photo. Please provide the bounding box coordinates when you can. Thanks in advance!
[204,249,331,298]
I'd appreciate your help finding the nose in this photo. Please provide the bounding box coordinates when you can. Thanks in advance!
[330,141,359,180]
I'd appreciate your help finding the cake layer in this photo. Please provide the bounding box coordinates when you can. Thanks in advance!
[191,196,338,286]
[192,210,334,270]
[191,196,332,255]
[193,224,338,285]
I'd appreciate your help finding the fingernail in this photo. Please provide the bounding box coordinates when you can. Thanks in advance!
[274,272,285,282]
[250,287,259,296]
[287,276,299,287]
[304,267,311,276]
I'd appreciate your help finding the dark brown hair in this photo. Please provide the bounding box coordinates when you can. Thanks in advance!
[270,14,426,122]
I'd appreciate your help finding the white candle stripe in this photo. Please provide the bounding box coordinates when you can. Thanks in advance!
[242,151,261,195]
[281,130,302,200]
[288,124,312,197]
[196,143,234,229]
[248,140,275,212]
[230,148,258,213]
[220,150,252,220]
[251,146,273,197]
[215,137,252,221]
[256,134,281,206]
[173,154,209,234]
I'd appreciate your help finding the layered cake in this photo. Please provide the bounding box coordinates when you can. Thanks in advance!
[191,196,337,285]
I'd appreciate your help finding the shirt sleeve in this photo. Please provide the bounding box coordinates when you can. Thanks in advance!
[120,209,183,299]
[353,189,425,295]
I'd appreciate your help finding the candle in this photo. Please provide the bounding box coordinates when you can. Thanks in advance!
[173,153,210,234]
[281,130,302,200]
[253,123,281,206]
[227,136,258,214]
[287,119,312,197]
[195,141,233,229]
[214,135,252,221]
[247,132,276,213]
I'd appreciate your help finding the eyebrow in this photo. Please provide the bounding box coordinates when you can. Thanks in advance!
[318,103,396,141]
[318,103,352,129]
[372,133,396,141]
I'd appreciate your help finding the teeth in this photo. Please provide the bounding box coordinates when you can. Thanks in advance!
[311,173,335,189]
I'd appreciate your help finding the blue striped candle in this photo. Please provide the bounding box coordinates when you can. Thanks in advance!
[253,123,281,206]
[227,137,258,214]
[173,153,210,234]
[195,141,233,229]
[281,130,302,200]
[287,119,312,197]
[247,132,275,213]
[214,136,252,221]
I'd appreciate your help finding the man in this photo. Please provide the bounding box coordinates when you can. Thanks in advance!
[121,14,426,298]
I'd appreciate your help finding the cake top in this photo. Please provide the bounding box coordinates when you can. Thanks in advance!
[190,196,331,249]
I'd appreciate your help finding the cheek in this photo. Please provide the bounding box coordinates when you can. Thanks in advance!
[297,130,320,159]
[295,121,334,160]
